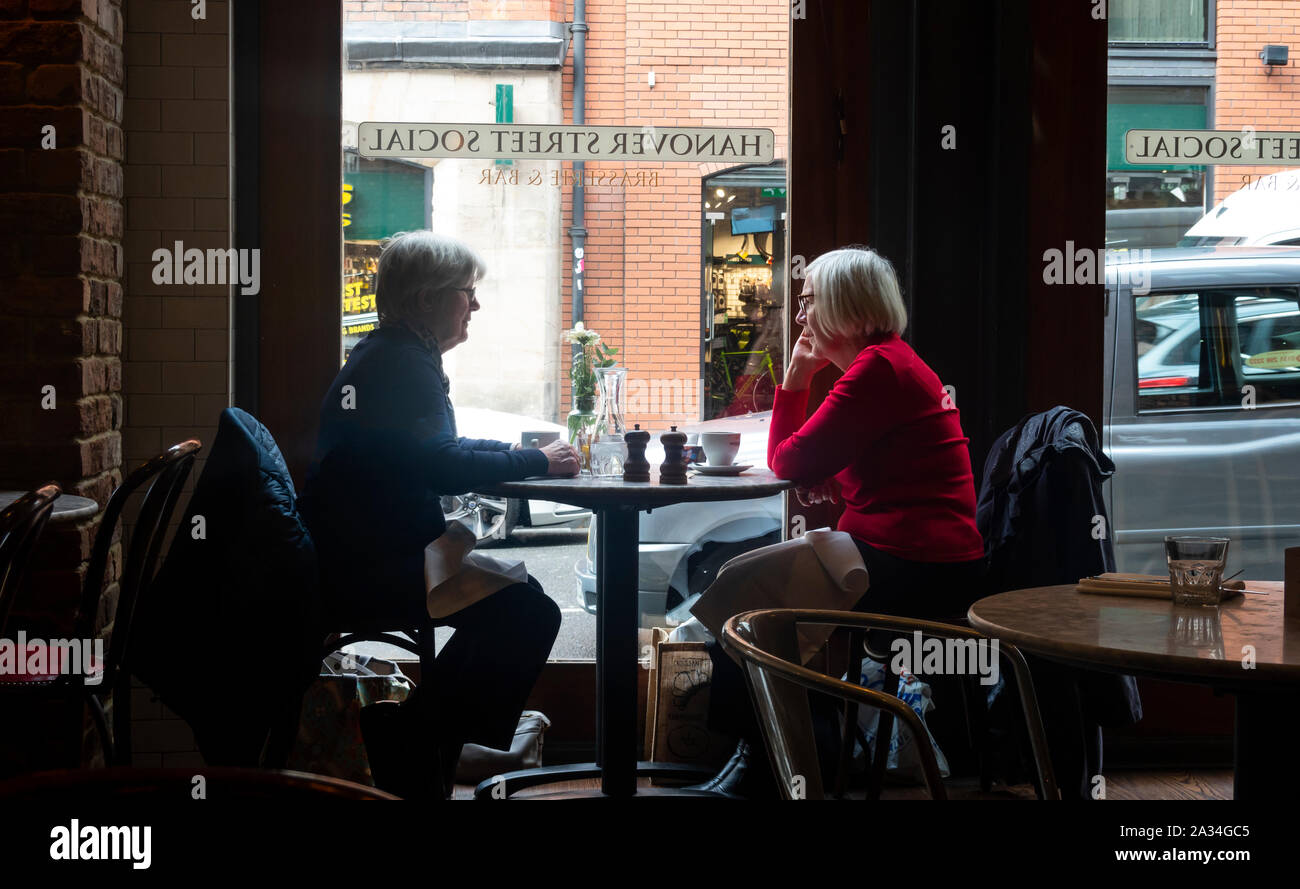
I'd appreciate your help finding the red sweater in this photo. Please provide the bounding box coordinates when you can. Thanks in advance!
[768,333,984,563]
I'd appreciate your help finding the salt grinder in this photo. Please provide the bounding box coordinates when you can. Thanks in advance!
[623,423,651,482]
[659,426,688,485]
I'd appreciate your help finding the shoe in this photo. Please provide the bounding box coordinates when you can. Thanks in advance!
[686,739,778,798]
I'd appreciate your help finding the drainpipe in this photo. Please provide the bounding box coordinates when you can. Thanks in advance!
[569,0,588,357]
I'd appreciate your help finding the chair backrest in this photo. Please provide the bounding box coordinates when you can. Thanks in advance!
[722,608,1060,800]
[0,485,61,636]
[78,441,202,689]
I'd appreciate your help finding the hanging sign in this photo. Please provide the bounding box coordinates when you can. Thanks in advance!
[1125,129,1300,165]
[358,122,775,164]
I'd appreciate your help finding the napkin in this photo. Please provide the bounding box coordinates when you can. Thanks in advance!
[691,528,870,663]
[424,520,529,619]
[1076,572,1245,600]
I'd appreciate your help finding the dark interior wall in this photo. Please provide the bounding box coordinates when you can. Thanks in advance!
[791,0,1106,494]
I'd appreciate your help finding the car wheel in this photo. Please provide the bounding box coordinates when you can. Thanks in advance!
[440,493,520,545]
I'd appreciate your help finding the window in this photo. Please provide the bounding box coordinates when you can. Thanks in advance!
[1135,288,1300,411]
[1105,86,1208,248]
[1109,0,1209,46]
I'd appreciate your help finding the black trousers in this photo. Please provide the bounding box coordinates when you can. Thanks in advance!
[706,539,986,785]
[430,575,561,757]
[327,555,560,786]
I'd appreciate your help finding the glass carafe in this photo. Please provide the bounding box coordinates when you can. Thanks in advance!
[592,366,629,477]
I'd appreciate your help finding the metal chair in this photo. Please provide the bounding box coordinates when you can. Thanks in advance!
[0,484,61,635]
[0,443,201,771]
[722,608,1059,800]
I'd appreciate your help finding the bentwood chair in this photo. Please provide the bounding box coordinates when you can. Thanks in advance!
[0,485,61,635]
[0,443,200,773]
[721,608,1059,800]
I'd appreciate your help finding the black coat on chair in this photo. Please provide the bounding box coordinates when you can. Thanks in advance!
[976,406,1142,797]
[131,408,323,766]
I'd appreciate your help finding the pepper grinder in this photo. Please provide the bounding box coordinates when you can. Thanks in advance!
[624,423,651,482]
[659,426,688,485]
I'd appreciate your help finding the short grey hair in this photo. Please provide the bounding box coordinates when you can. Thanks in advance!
[804,246,907,340]
[375,231,486,329]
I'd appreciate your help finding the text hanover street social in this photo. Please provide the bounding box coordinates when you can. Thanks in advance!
[358,123,775,164]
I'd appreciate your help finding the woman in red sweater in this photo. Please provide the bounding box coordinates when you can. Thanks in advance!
[695,246,986,797]
[771,245,986,615]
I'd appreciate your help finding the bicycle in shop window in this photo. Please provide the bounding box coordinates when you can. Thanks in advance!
[708,347,779,416]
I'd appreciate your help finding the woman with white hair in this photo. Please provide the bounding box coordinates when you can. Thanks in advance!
[695,245,986,797]
[300,231,579,796]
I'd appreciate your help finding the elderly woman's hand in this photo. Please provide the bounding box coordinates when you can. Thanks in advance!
[541,440,581,477]
[784,329,830,391]
[795,478,840,507]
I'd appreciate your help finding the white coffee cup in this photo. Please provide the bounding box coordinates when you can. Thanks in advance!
[522,430,560,449]
[700,432,741,466]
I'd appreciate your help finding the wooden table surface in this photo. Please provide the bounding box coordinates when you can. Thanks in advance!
[968,581,1300,684]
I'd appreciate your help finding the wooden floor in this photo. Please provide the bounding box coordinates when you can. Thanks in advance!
[453,769,1233,800]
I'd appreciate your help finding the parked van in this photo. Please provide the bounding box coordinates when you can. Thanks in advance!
[1105,246,1300,578]
[1182,169,1300,247]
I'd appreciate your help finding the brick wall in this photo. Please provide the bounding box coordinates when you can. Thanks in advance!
[0,0,124,771]
[560,0,789,427]
[0,0,125,636]
[1214,1,1300,201]
[116,0,230,768]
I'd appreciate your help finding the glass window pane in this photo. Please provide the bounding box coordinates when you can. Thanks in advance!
[1109,0,1206,44]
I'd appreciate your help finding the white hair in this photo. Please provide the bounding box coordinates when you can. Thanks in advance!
[804,246,907,340]
[375,230,486,329]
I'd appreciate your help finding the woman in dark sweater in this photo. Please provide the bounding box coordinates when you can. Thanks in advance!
[697,246,986,796]
[299,231,579,794]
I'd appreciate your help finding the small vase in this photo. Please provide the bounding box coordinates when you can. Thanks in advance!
[567,395,599,474]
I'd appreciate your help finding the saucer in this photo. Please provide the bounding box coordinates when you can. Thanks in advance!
[690,462,753,476]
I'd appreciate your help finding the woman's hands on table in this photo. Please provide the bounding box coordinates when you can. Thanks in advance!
[542,440,581,477]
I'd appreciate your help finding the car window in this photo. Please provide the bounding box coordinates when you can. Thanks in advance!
[1238,294,1300,399]
[1136,293,1202,400]
[1136,288,1300,411]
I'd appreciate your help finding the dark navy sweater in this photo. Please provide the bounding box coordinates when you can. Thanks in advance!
[299,324,548,613]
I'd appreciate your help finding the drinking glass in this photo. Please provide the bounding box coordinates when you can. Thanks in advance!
[1164,536,1230,607]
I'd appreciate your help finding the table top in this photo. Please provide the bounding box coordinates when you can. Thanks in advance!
[478,468,792,510]
[0,491,99,523]
[968,582,1300,684]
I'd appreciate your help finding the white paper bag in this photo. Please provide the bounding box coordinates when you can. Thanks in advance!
[424,520,528,619]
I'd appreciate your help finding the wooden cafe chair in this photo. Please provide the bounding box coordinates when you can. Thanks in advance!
[0,484,61,635]
[0,442,201,773]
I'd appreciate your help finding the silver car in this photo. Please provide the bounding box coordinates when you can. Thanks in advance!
[1106,246,1300,578]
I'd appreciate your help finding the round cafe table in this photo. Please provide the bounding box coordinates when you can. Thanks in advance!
[471,467,791,798]
[968,582,1300,800]
[0,491,99,523]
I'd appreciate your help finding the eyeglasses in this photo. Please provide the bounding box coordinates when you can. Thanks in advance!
[449,286,478,304]
[798,294,813,313]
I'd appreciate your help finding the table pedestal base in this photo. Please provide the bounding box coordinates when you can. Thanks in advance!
[1233,687,1300,800]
